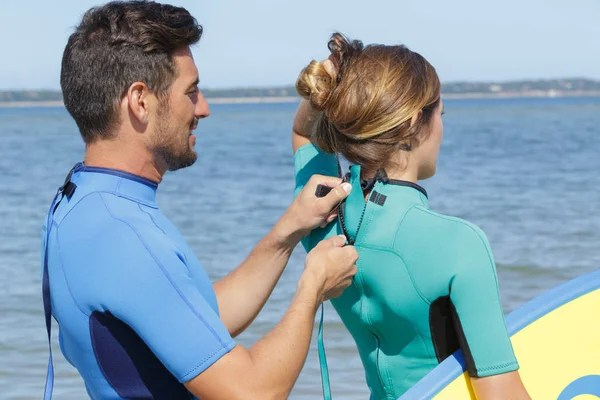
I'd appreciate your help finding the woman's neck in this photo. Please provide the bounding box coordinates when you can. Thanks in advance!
[385,166,418,183]
[361,164,419,184]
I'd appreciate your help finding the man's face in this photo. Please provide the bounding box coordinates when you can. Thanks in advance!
[152,47,209,171]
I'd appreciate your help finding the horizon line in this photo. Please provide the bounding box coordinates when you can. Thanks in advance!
[1,77,599,93]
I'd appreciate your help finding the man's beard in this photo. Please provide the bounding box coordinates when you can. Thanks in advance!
[154,106,198,172]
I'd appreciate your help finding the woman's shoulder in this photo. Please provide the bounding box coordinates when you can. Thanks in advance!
[396,206,496,274]
[403,205,491,249]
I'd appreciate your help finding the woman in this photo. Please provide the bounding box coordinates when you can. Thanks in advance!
[292,33,530,399]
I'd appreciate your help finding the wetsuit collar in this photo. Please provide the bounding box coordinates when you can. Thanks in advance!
[70,162,158,207]
[350,166,429,206]
[373,179,429,208]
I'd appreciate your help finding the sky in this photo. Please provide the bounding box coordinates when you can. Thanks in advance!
[1,0,599,90]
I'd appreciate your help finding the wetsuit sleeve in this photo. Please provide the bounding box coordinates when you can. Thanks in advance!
[87,220,236,383]
[449,225,519,377]
[293,143,340,251]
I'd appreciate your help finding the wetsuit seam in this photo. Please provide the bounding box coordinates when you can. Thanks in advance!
[137,203,189,264]
[80,167,158,189]
[360,244,432,306]
[57,192,156,230]
[391,204,418,245]
[475,361,519,376]
[55,192,108,225]
[358,207,396,395]
[98,193,230,349]
[138,203,166,235]
[55,223,91,318]
[391,205,433,305]
[358,201,431,395]
[115,176,122,196]
[360,295,388,396]
[102,189,157,208]
[178,339,236,381]
[351,252,387,396]
[413,206,500,288]
[383,350,395,398]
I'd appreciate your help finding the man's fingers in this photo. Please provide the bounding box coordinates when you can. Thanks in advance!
[308,174,343,189]
[326,213,338,223]
[320,234,347,249]
[319,212,338,228]
[320,183,351,211]
[308,174,351,215]
[341,246,359,264]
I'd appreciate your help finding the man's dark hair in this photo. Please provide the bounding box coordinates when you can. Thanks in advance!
[60,1,202,144]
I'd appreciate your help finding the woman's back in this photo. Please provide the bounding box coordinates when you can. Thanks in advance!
[294,144,517,398]
[292,31,529,399]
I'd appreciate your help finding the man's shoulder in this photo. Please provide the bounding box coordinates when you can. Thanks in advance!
[56,191,166,248]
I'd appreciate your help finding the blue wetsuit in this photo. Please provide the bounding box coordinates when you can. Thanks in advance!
[42,163,235,399]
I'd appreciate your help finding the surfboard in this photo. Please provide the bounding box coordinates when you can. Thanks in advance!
[399,269,600,400]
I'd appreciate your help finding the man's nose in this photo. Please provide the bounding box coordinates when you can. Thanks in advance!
[195,90,210,119]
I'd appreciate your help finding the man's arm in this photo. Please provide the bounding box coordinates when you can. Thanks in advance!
[213,174,352,337]
[186,235,358,400]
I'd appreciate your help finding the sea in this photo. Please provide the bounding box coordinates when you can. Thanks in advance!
[1,96,599,399]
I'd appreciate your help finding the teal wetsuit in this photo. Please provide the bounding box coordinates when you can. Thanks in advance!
[294,144,518,399]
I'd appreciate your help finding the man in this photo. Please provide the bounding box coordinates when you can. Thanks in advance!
[42,1,357,399]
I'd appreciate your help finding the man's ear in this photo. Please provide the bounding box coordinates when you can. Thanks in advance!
[126,81,151,125]
[410,109,423,127]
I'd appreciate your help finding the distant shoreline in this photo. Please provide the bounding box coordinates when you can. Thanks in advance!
[1,91,599,108]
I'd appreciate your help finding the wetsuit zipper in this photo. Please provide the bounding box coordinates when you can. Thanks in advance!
[337,177,368,245]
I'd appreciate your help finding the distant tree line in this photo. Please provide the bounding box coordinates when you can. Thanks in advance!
[442,78,600,94]
[2,78,599,102]
[0,90,64,102]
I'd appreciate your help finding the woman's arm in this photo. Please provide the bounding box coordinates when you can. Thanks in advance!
[471,371,531,400]
[447,223,531,399]
[292,99,319,154]
[292,58,336,154]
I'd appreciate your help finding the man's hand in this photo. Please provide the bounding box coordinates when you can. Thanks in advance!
[282,174,352,242]
[302,234,358,302]
[186,238,357,400]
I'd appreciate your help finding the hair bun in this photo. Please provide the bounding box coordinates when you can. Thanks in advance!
[295,60,335,112]
[295,32,363,112]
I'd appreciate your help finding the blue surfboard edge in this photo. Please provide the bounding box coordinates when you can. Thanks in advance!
[398,268,600,400]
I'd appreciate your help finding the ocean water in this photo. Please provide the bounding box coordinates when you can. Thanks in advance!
[0,96,599,399]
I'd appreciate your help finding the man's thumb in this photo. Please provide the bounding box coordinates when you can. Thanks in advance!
[321,183,352,210]
[323,234,348,248]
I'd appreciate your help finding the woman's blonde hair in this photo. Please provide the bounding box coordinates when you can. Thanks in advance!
[296,33,441,175]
